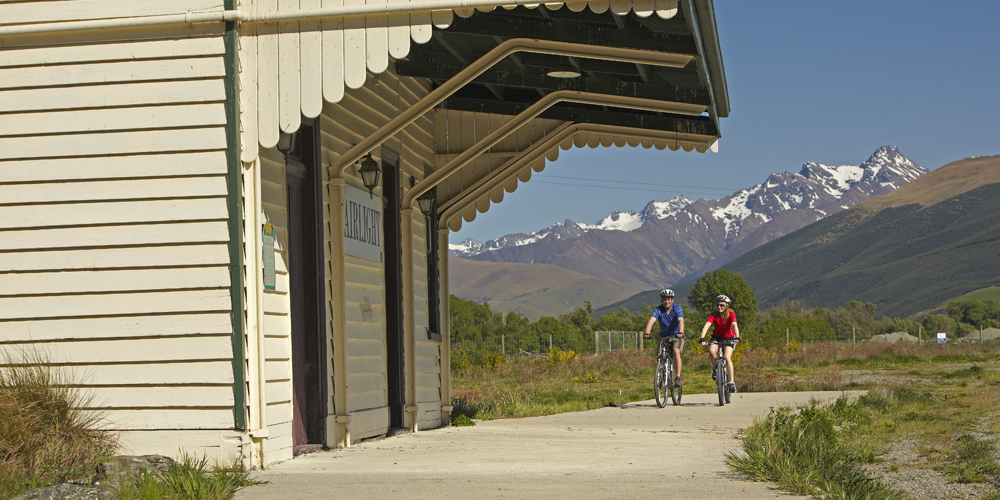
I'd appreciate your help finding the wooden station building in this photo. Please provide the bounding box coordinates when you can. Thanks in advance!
[0,0,729,466]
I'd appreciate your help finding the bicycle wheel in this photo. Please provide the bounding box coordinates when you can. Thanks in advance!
[654,361,667,408]
[716,359,726,406]
[666,360,675,406]
[670,358,682,406]
[722,358,731,404]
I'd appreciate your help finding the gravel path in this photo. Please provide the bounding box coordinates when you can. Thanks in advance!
[863,438,995,500]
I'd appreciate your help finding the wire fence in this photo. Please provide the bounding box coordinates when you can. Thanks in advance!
[451,331,645,359]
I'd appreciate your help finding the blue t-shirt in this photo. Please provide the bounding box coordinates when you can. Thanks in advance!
[651,304,684,336]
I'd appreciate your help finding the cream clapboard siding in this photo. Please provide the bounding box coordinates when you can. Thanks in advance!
[317,63,442,439]
[258,149,295,463]
[0,11,242,460]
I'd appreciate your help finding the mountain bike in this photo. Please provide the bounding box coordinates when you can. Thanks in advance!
[654,336,681,407]
[703,337,738,406]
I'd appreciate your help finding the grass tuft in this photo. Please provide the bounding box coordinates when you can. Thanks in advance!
[115,454,264,500]
[727,394,904,500]
[0,346,118,499]
[945,434,1000,483]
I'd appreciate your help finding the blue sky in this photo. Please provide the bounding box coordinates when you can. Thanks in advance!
[452,0,1000,244]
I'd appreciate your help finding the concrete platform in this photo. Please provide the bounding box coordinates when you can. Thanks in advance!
[237,391,857,500]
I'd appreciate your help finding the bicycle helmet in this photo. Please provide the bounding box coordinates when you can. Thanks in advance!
[659,289,675,298]
[715,295,731,304]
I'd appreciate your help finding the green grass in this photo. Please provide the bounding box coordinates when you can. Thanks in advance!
[0,347,263,500]
[115,455,264,500]
[0,347,118,499]
[454,339,1000,498]
[950,286,1000,304]
[727,393,904,499]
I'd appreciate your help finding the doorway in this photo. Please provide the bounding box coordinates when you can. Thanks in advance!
[380,147,406,429]
[284,122,328,453]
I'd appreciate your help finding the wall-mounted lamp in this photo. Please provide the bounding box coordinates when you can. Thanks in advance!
[417,190,436,217]
[357,153,381,198]
[277,132,295,155]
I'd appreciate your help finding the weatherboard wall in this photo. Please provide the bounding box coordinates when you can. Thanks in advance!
[257,148,296,463]
[316,64,443,440]
[0,5,242,461]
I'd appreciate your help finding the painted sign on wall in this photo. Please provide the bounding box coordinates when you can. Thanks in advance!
[263,221,276,290]
[343,183,383,262]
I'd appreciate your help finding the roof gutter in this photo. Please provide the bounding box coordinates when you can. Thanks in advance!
[692,0,729,117]
[1,0,673,37]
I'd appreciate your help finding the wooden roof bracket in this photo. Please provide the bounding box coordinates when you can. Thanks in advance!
[329,37,694,179]
[402,89,707,210]
[437,122,716,230]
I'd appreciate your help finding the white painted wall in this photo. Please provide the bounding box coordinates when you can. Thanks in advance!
[0,5,242,461]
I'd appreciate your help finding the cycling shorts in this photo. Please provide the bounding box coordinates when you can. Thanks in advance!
[660,335,684,352]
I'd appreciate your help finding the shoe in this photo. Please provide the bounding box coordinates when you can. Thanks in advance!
[728,382,737,393]
[674,377,682,388]
[712,367,717,381]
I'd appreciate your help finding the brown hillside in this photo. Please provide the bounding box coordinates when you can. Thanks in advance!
[449,256,639,320]
[863,154,1000,209]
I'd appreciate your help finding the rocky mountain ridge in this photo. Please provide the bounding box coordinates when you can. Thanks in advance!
[450,146,927,290]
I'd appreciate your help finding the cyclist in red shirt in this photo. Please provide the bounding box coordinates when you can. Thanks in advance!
[699,295,740,393]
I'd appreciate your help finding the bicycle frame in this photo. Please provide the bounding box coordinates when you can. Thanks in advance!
[708,338,737,406]
[654,336,681,407]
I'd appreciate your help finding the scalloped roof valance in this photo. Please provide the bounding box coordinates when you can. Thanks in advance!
[238,0,680,161]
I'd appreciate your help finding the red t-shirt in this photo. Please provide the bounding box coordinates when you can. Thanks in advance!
[706,310,737,338]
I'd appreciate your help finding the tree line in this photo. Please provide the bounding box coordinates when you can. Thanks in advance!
[450,269,1000,354]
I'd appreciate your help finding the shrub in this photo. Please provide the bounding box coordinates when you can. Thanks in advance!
[546,348,577,366]
[0,347,118,498]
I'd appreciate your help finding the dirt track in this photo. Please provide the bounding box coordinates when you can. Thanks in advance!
[237,391,857,500]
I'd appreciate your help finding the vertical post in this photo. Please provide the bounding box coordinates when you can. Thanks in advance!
[594,331,599,354]
[502,334,506,357]
[549,333,553,352]
[608,331,611,352]
[919,325,922,344]
[621,331,625,351]
[401,208,419,432]
[438,228,452,425]
[853,326,856,349]
[981,324,984,344]
[638,331,643,352]
[329,179,351,447]
[786,328,789,345]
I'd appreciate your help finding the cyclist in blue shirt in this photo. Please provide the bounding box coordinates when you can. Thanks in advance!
[643,289,685,387]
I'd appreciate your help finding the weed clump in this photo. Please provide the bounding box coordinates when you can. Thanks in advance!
[115,455,264,500]
[0,347,118,498]
[727,393,904,499]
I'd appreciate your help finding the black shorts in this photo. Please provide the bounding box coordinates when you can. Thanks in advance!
[709,336,739,347]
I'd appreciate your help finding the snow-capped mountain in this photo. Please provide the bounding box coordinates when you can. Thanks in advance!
[450,146,927,289]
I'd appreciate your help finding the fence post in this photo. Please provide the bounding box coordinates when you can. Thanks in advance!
[981,324,984,344]
[638,331,643,352]
[502,334,505,357]
[594,331,599,354]
[852,327,856,349]
[919,325,922,344]
[549,333,553,352]
[786,328,789,345]
[608,331,612,352]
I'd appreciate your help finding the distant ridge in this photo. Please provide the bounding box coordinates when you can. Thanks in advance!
[449,256,639,320]
[451,147,927,294]
[602,154,1000,319]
